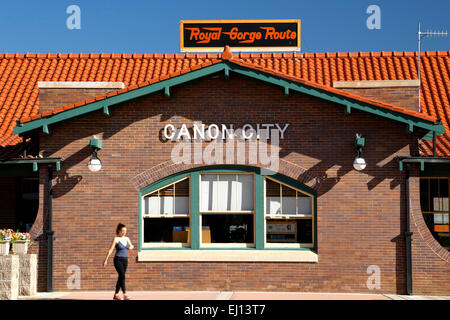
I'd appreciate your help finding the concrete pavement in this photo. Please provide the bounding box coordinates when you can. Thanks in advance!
[18,291,450,300]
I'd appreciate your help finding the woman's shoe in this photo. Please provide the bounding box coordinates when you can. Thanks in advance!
[123,294,131,300]
[113,294,122,300]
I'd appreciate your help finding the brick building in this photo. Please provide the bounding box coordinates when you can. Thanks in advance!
[0,47,449,295]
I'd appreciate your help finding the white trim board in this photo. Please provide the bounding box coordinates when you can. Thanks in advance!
[38,81,125,89]
[333,80,420,88]
[138,249,318,262]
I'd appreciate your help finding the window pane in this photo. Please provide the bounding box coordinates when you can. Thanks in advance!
[434,213,449,225]
[175,197,189,215]
[429,179,449,212]
[202,214,254,243]
[143,217,189,243]
[201,174,254,212]
[217,174,234,211]
[266,220,297,243]
[282,185,296,215]
[144,178,190,216]
[159,184,174,214]
[420,179,430,212]
[266,179,280,214]
[430,179,440,211]
[439,179,449,212]
[298,196,312,215]
[266,179,312,216]
[266,219,312,244]
[238,174,254,211]
[298,219,313,243]
[200,174,216,212]
[144,191,159,216]
[175,179,189,215]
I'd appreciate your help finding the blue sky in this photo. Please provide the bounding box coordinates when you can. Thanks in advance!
[0,0,448,54]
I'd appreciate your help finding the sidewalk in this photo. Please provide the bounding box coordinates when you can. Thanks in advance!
[18,291,450,300]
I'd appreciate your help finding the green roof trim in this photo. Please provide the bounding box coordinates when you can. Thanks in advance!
[226,62,445,136]
[13,61,445,138]
[13,62,226,136]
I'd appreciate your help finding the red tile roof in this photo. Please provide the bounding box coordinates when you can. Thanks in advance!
[17,55,438,127]
[1,50,449,158]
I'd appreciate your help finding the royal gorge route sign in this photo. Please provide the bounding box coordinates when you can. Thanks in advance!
[180,20,301,52]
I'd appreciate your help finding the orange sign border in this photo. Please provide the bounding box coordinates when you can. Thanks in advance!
[180,19,301,52]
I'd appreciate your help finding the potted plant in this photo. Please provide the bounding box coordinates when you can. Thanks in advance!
[11,231,32,254]
[0,229,13,255]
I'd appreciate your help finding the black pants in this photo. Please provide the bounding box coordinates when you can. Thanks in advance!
[113,256,128,294]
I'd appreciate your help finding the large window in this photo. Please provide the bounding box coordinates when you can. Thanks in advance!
[420,177,450,250]
[139,168,316,251]
[200,173,255,247]
[143,177,190,247]
[265,177,314,248]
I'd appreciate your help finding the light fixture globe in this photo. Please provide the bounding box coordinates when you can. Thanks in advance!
[353,157,367,171]
[88,156,102,172]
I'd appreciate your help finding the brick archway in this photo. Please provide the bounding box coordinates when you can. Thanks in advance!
[130,159,315,191]
[409,175,450,263]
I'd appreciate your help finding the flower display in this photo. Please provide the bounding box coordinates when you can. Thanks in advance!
[0,229,13,241]
[12,231,32,242]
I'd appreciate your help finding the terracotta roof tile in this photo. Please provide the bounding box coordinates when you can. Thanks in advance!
[63,104,75,111]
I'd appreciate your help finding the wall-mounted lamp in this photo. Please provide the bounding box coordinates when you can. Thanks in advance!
[88,136,102,172]
[353,133,366,171]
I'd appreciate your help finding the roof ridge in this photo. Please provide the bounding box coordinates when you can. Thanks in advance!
[0,51,448,60]
[0,52,223,59]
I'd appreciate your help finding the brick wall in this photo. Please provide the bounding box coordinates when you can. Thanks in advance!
[341,87,419,112]
[38,88,119,115]
[29,73,449,294]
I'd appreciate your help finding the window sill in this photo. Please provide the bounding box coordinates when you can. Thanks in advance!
[137,249,318,262]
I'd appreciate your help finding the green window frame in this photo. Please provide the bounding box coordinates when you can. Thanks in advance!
[138,165,317,252]
[141,176,191,248]
[264,176,315,249]
[420,177,450,250]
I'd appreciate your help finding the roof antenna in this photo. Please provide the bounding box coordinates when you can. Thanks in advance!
[417,23,447,113]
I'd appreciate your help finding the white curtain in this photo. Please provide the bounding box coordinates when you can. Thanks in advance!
[145,196,159,216]
[201,174,254,212]
[160,196,173,214]
[266,197,281,214]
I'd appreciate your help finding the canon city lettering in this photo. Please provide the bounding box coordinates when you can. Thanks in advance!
[163,123,290,141]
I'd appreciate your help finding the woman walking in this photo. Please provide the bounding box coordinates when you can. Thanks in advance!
[103,223,134,300]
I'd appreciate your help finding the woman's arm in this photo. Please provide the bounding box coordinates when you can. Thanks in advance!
[103,238,117,267]
[127,237,134,250]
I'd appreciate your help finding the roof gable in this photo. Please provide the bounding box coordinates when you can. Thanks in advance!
[13,56,444,139]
